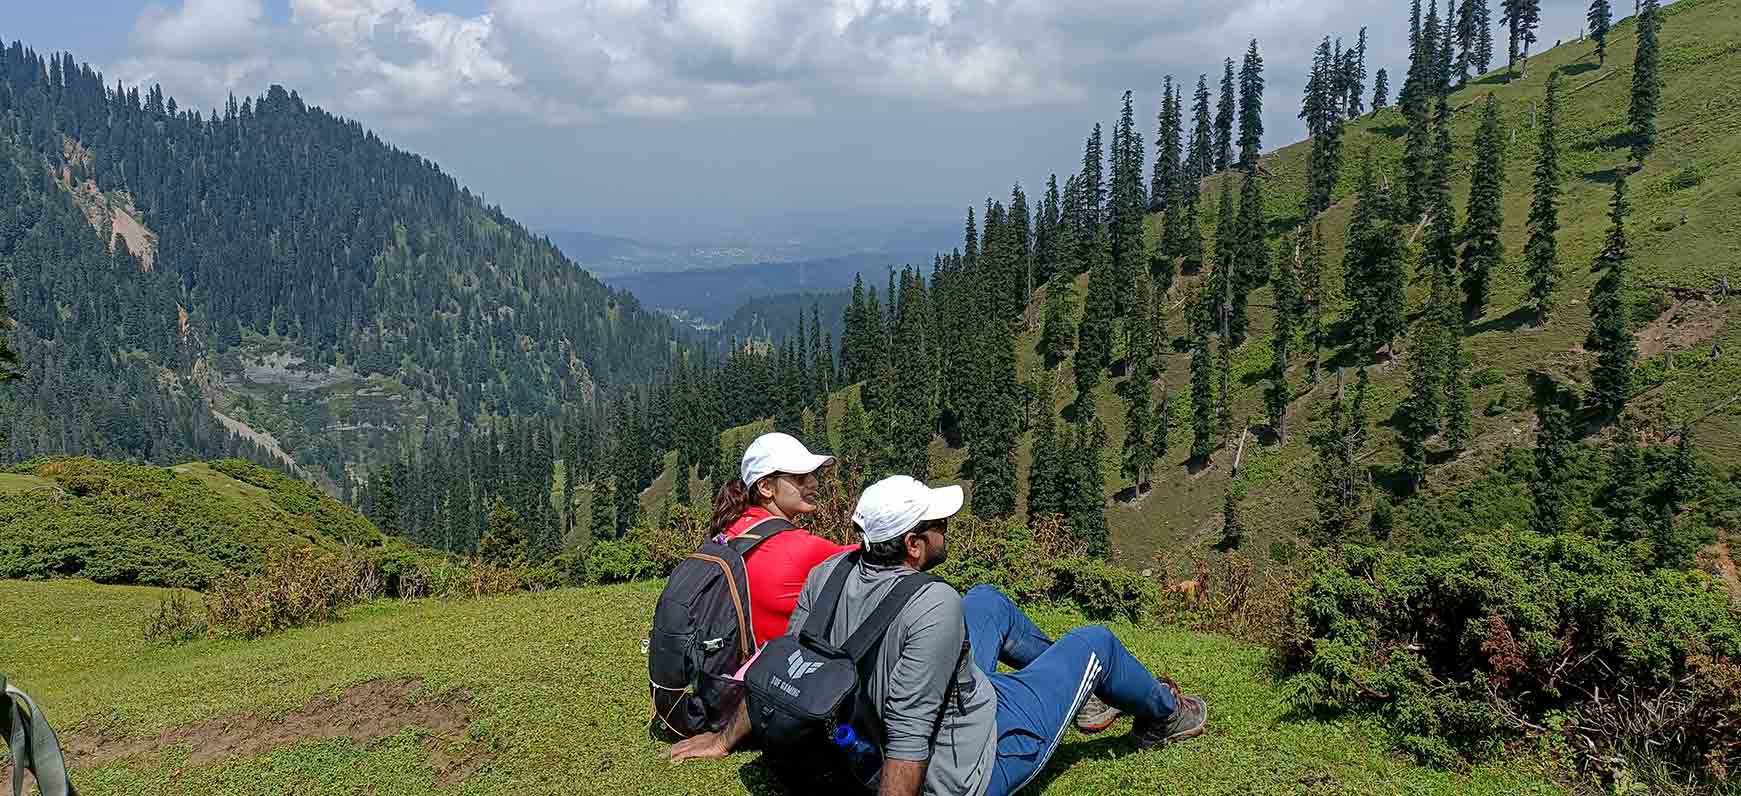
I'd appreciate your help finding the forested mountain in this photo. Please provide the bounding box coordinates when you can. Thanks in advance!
[0,43,677,482]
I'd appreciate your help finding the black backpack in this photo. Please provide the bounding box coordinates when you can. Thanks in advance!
[648,517,795,740]
[740,552,942,752]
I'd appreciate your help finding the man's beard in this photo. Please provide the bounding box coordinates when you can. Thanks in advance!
[921,541,948,570]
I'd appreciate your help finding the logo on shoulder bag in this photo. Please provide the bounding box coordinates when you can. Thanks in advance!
[786,649,823,680]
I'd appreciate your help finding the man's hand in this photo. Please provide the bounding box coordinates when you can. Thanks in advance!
[666,699,751,763]
[877,758,926,796]
[667,731,731,762]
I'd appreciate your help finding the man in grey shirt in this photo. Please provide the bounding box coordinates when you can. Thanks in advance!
[670,475,1207,795]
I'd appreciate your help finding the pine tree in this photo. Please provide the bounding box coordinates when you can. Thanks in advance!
[589,478,615,539]
[1501,0,1542,77]
[1372,68,1390,111]
[1532,392,1574,534]
[1064,405,1111,556]
[1075,225,1116,405]
[1011,182,1034,308]
[840,391,873,491]
[0,287,17,388]
[1082,124,1106,225]
[968,312,1020,517]
[1526,72,1563,326]
[1456,0,1490,83]
[1401,269,1453,492]
[1588,173,1636,419]
[1219,481,1246,550]
[1344,152,1407,354]
[1110,91,1148,320]
[1215,59,1237,173]
[1588,0,1613,65]
[1152,77,1182,213]
[1310,368,1371,544]
[1461,93,1506,318]
[1345,30,1367,117]
[1216,326,1234,451]
[1121,380,1156,491]
[1232,168,1267,345]
[1237,40,1266,168]
[1153,380,1173,467]
[1028,368,1065,521]
[1628,0,1663,163]
[1266,231,1299,441]
[1187,75,1215,192]
[842,274,869,384]
[1039,272,1076,368]
[1305,37,1346,220]
[1300,224,1326,383]
[1183,202,1206,275]
[1189,287,1217,463]
[890,270,935,479]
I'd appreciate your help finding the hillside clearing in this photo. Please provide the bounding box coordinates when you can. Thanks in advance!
[0,579,1562,795]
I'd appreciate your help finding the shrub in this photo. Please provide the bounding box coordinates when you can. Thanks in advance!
[1284,533,1741,774]
[1469,367,1504,389]
[586,538,659,584]
[142,591,207,644]
[1667,165,1703,191]
[205,546,383,638]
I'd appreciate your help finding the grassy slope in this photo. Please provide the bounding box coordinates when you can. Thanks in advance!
[1035,0,1741,567]
[627,0,1741,570]
[2,579,1561,795]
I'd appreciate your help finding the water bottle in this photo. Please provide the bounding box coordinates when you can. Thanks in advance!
[831,724,883,790]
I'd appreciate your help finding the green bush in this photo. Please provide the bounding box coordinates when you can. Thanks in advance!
[586,538,659,584]
[1285,533,1741,774]
[1667,165,1703,190]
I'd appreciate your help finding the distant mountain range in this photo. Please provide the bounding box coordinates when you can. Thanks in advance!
[607,251,930,325]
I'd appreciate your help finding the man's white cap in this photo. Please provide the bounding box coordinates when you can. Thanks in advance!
[740,432,836,487]
[852,475,965,544]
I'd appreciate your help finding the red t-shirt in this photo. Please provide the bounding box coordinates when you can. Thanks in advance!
[723,507,857,647]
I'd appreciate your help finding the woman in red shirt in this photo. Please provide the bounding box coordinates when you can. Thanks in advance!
[708,432,856,647]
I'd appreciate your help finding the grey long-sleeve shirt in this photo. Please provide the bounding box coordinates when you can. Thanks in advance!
[786,552,997,796]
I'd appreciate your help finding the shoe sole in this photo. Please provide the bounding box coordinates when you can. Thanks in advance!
[1075,710,1121,734]
[1164,701,1209,745]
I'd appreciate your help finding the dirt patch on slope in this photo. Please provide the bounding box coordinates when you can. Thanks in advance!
[63,679,489,786]
[1702,529,1741,602]
[1637,298,1728,359]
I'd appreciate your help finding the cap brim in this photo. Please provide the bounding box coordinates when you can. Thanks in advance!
[789,454,836,475]
[920,484,964,521]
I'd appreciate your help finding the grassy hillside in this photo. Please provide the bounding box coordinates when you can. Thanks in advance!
[1032,0,1741,567]
[0,579,1563,795]
[0,457,386,587]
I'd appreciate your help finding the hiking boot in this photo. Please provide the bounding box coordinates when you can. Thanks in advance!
[1132,694,1207,749]
[1074,694,1121,734]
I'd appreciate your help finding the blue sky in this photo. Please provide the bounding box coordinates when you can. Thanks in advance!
[5,0,1608,250]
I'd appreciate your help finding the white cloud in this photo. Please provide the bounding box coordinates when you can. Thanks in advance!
[133,0,266,57]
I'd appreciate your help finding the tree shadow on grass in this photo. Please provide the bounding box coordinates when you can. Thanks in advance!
[1559,62,1600,77]
[1371,123,1409,139]
[1573,131,1632,154]
[1582,166,1624,186]
[1468,305,1537,336]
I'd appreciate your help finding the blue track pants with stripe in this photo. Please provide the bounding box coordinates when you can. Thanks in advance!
[961,585,1178,796]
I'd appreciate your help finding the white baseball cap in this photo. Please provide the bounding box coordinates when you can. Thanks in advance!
[852,475,965,544]
[740,432,836,487]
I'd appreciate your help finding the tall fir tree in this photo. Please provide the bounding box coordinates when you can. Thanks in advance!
[1152,76,1182,213]
[1305,38,1346,220]
[1232,168,1268,345]
[1501,0,1542,76]
[1588,173,1636,419]
[968,313,1020,517]
[1526,72,1563,326]
[1211,175,1239,340]
[1532,392,1574,534]
[1266,231,1300,441]
[1064,405,1111,556]
[1039,272,1076,368]
[1301,224,1327,383]
[1187,75,1215,193]
[1110,91,1148,320]
[1081,123,1106,226]
[1075,223,1117,401]
[1310,368,1372,544]
[1456,0,1492,83]
[1372,68,1390,111]
[890,270,935,479]
[1629,0,1663,163]
[1588,0,1613,65]
[1237,40,1266,168]
[1343,152,1407,354]
[589,478,614,540]
[1011,182,1034,310]
[1028,367,1065,521]
[1461,93,1507,318]
[843,274,870,384]
[1153,380,1173,467]
[1214,58,1237,173]
[1189,286,1217,463]
[1345,29,1367,117]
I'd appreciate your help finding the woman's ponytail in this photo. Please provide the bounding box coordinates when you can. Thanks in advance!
[707,476,756,539]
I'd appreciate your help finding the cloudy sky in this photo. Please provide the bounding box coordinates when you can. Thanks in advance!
[8,0,1600,249]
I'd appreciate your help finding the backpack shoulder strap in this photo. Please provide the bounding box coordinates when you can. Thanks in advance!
[840,571,943,663]
[724,517,796,557]
[800,550,859,644]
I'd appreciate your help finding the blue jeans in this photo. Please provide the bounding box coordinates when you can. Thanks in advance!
[962,585,1177,796]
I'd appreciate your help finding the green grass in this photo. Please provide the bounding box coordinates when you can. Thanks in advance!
[0,472,56,494]
[1,579,1562,795]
